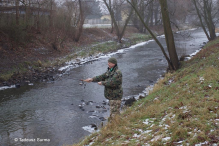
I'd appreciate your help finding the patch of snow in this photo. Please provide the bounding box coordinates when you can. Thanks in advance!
[143,118,155,125]
[164,124,170,129]
[133,133,141,138]
[82,125,98,133]
[157,34,165,38]
[143,119,150,125]
[162,137,171,141]
[184,56,192,61]
[151,135,162,142]
[0,85,16,91]
[184,49,202,61]
[150,124,154,128]
[83,24,111,28]
[153,97,159,101]
[199,77,204,82]
[168,79,174,85]
[191,49,201,56]
[179,106,190,113]
[195,141,209,146]
[176,141,183,144]
[162,115,168,122]
[143,130,152,134]
[142,84,155,96]
[84,142,94,146]
[89,116,98,119]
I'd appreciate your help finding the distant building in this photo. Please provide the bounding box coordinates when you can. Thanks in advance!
[0,0,15,6]
[101,15,111,21]
[84,0,105,24]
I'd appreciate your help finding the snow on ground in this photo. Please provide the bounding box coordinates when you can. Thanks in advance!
[82,125,99,133]
[58,39,154,72]
[83,24,111,28]
[184,48,202,60]
[0,85,16,91]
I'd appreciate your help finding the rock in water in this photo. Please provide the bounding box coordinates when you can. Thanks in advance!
[139,95,145,99]
[91,124,98,130]
[99,117,106,121]
[15,83,21,88]
[124,97,136,106]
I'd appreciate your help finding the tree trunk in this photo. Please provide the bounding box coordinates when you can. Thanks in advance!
[103,0,133,43]
[203,0,216,40]
[49,0,53,28]
[36,2,41,33]
[192,0,210,40]
[154,2,159,25]
[74,0,85,42]
[110,20,114,33]
[25,2,30,28]
[150,1,154,26]
[117,8,133,43]
[193,0,216,41]
[15,0,19,25]
[159,0,179,70]
[139,2,145,32]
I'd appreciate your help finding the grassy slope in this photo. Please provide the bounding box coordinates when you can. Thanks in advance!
[72,37,219,146]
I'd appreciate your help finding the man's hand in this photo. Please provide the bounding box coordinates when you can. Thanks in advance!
[98,82,102,85]
[83,78,93,82]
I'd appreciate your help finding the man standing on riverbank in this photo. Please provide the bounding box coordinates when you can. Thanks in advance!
[84,57,123,121]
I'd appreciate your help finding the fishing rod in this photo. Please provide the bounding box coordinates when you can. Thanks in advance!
[79,79,95,88]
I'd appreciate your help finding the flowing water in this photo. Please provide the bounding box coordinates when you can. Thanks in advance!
[0,28,208,146]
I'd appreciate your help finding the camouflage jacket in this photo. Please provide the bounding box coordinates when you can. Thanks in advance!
[92,65,123,100]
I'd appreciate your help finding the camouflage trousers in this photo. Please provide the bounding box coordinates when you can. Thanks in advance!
[109,100,121,119]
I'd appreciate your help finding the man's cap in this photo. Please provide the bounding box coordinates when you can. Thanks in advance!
[108,57,117,64]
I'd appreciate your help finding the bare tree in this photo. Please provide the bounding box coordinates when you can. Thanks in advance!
[159,0,179,70]
[74,0,84,42]
[154,0,160,26]
[103,0,133,43]
[15,0,19,25]
[131,0,161,33]
[127,0,179,70]
[192,0,218,41]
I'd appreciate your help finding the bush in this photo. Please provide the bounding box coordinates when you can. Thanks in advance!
[0,23,31,45]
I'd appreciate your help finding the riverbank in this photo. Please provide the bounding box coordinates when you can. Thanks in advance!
[72,36,219,145]
[0,26,163,89]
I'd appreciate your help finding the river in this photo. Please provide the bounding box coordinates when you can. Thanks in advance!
[0,28,208,146]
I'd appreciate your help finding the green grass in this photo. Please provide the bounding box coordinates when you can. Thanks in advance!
[71,37,219,146]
